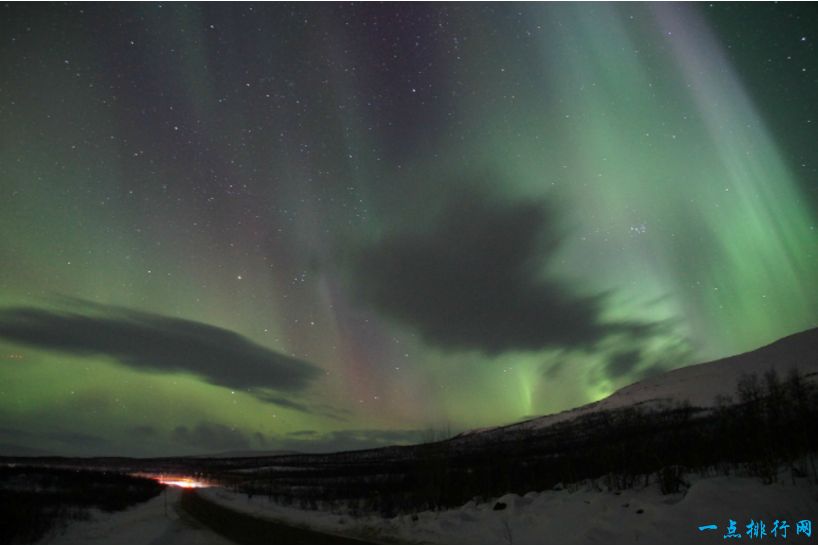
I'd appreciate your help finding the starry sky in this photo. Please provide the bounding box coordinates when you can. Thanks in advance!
[1,2,817,457]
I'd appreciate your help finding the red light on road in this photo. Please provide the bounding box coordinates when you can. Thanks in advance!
[157,476,207,488]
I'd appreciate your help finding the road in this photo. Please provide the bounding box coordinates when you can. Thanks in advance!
[179,488,369,544]
[44,488,229,544]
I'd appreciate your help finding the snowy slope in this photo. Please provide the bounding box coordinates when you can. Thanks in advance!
[465,327,818,437]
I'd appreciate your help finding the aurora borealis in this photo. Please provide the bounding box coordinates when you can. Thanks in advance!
[1,2,816,457]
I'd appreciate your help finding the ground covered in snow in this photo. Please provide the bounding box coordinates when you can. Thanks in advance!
[40,488,230,545]
[200,473,818,544]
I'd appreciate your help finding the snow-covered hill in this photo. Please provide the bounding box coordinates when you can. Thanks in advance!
[464,327,818,437]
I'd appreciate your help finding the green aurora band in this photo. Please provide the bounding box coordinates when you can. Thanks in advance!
[0,3,816,456]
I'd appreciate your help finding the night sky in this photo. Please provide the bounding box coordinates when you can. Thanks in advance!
[1,2,817,457]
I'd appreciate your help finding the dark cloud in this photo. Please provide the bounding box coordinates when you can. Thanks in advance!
[0,303,321,396]
[637,362,669,381]
[599,335,695,383]
[0,426,29,438]
[129,425,157,437]
[254,392,349,421]
[50,431,109,447]
[171,422,250,451]
[256,394,315,414]
[636,347,696,382]
[605,350,642,379]
[170,424,421,455]
[0,426,108,456]
[353,185,650,354]
[278,428,426,453]
[252,431,268,447]
[632,334,697,381]
[288,429,319,437]
[63,389,114,413]
[0,443,52,456]
[543,359,567,380]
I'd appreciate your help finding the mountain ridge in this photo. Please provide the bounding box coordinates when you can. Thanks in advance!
[461,326,818,438]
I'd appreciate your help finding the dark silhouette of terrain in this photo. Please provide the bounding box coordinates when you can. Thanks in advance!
[0,467,163,543]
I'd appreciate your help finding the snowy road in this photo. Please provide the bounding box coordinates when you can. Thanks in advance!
[181,489,367,544]
[41,485,368,544]
[42,488,230,544]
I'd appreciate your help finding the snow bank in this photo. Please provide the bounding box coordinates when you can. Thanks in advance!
[199,474,818,544]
